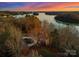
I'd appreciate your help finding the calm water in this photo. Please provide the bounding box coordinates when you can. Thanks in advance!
[14,13,79,32]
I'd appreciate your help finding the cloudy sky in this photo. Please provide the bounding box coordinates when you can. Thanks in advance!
[0,2,79,11]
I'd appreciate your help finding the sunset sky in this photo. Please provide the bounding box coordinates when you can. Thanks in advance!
[0,2,79,11]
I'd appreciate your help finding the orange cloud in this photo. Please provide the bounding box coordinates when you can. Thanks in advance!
[11,2,79,11]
